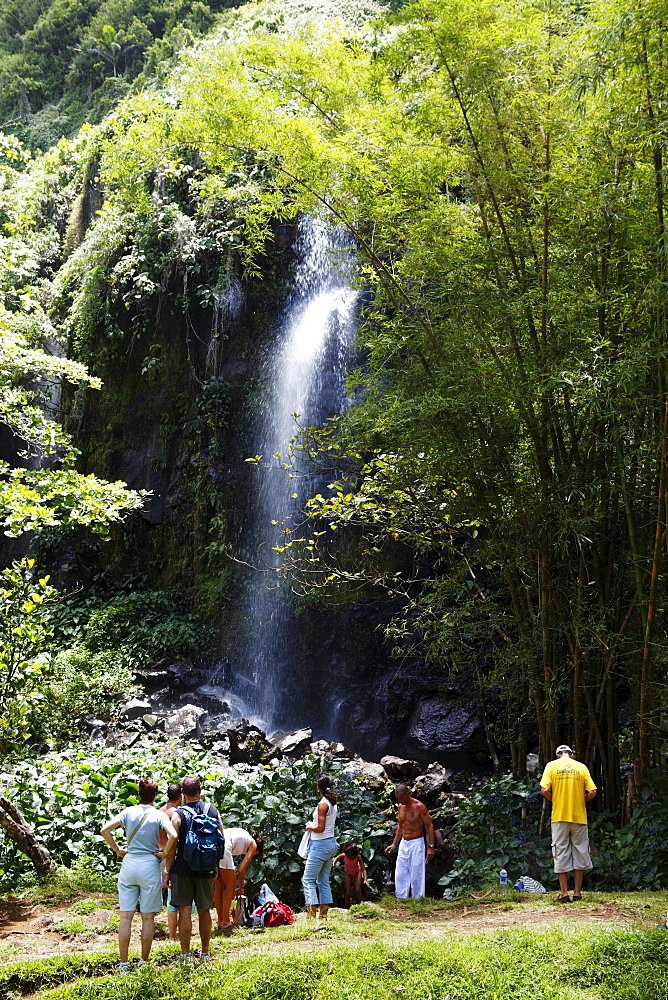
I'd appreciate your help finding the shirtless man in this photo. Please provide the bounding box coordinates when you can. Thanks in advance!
[384,784,435,899]
[160,783,183,940]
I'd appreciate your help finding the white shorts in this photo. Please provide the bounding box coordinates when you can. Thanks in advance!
[118,854,163,913]
[218,849,234,870]
[551,822,592,873]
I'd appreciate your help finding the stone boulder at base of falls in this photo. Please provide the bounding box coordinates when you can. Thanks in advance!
[310,740,357,761]
[272,728,313,758]
[341,759,388,789]
[380,755,423,780]
[412,762,451,800]
[120,698,152,721]
[227,722,274,765]
[141,714,165,733]
[164,704,207,739]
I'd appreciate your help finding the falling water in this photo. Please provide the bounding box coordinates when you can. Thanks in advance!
[234,217,358,732]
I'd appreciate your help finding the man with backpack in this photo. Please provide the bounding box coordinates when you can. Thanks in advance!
[165,775,225,965]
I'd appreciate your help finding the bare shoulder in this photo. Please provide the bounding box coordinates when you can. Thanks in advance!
[416,798,432,818]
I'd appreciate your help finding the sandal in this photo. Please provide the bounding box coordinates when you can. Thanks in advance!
[556,894,571,903]
[572,894,582,901]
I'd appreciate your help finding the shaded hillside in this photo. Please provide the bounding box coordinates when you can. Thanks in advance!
[0,0,240,148]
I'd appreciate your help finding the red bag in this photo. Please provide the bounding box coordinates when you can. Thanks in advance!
[253,900,294,927]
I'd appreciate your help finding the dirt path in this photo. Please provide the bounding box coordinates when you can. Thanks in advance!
[0,893,650,965]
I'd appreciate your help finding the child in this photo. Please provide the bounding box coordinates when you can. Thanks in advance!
[334,843,369,907]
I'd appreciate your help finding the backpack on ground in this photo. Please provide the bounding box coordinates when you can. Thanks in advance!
[180,804,225,872]
[250,900,294,927]
[513,875,546,893]
[233,893,253,928]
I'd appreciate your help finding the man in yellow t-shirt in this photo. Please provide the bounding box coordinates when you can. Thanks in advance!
[540,744,597,903]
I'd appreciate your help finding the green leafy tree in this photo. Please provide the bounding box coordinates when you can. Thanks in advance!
[0,559,56,754]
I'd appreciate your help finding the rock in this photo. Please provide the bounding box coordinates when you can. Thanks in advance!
[133,669,175,691]
[163,704,207,739]
[412,762,451,798]
[273,728,313,758]
[308,740,356,761]
[142,714,165,732]
[120,698,152,721]
[227,724,273,765]
[342,760,387,789]
[407,698,481,756]
[199,731,230,754]
[109,731,142,749]
[380,755,423,780]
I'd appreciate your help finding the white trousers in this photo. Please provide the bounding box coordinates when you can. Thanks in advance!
[394,837,426,899]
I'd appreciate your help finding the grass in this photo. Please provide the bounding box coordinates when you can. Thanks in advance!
[31,930,668,1000]
[3,890,668,998]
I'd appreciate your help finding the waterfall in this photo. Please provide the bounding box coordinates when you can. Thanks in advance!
[215,217,358,734]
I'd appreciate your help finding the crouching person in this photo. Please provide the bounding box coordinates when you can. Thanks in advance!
[100,778,177,975]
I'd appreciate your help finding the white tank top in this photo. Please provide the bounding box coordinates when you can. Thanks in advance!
[311,798,337,840]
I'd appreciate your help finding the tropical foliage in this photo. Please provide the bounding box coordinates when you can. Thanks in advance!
[0,748,391,904]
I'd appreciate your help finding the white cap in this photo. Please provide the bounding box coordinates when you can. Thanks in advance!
[556,744,573,755]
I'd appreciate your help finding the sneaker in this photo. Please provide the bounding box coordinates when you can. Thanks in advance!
[137,960,148,970]
[118,963,132,976]
[177,953,194,967]
[200,952,212,964]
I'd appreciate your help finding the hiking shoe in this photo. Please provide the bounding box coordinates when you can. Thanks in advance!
[177,953,194,967]
[118,963,132,976]
[137,960,148,970]
[200,952,213,964]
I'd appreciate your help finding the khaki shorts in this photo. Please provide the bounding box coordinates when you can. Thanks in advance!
[551,822,592,873]
[170,873,214,910]
[218,849,234,870]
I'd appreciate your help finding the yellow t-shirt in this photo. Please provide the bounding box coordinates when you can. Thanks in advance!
[540,757,596,824]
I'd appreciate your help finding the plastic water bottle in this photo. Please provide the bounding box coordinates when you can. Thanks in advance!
[499,868,508,895]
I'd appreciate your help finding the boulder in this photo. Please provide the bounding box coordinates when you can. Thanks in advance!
[108,731,142,749]
[120,698,152,721]
[342,759,387,789]
[164,704,207,739]
[133,669,176,692]
[380,755,423,780]
[142,714,165,732]
[407,698,481,755]
[412,762,451,799]
[84,717,107,734]
[227,724,273,765]
[309,740,356,761]
[273,728,313,758]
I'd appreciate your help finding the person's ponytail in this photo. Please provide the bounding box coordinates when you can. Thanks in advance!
[317,773,338,805]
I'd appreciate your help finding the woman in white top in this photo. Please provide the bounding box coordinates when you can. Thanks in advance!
[100,778,177,974]
[214,827,264,931]
[302,774,338,923]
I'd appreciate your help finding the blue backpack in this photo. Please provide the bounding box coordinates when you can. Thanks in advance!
[180,804,225,872]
